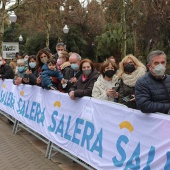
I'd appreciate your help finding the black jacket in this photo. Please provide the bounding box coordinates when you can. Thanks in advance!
[69,69,99,97]
[135,72,170,114]
[0,63,14,79]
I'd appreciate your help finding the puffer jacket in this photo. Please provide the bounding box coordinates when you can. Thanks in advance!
[69,69,99,97]
[41,64,63,89]
[92,74,119,101]
[135,72,170,114]
[0,62,14,79]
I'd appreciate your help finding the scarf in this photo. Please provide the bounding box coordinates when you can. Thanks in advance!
[121,67,146,87]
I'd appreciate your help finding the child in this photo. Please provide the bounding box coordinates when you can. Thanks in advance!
[41,58,65,90]
[13,59,27,85]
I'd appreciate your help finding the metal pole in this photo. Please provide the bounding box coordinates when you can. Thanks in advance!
[64,33,67,50]
[11,22,15,42]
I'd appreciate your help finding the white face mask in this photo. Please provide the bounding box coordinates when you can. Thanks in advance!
[57,51,62,56]
[0,61,3,66]
[152,64,166,76]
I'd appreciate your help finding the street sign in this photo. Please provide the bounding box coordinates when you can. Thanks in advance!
[2,42,19,59]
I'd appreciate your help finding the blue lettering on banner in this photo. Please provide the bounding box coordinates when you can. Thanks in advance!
[0,90,15,109]
[48,111,58,132]
[64,115,72,141]
[164,152,170,170]
[48,111,103,158]
[72,118,84,145]
[17,98,45,126]
[112,135,128,167]
[55,114,64,136]
[143,146,155,170]
[112,135,158,169]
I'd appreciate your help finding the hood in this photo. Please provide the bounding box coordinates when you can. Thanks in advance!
[60,61,71,70]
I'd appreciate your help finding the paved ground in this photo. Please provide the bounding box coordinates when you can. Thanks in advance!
[0,115,87,170]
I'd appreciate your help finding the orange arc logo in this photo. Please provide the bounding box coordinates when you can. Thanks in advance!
[119,121,134,133]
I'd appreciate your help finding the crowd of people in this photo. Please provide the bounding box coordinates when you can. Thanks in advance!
[0,42,170,115]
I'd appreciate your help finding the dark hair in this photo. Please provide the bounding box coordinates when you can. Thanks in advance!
[15,52,23,58]
[36,49,52,68]
[47,58,56,65]
[100,60,117,77]
[28,55,36,69]
[79,59,94,72]
[43,47,51,53]
[28,55,36,63]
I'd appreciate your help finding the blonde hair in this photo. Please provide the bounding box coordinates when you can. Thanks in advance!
[118,54,146,78]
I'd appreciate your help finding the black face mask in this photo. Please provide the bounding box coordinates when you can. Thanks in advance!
[124,64,135,73]
[105,70,116,78]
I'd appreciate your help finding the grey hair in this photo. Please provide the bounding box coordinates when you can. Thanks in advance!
[17,59,24,64]
[56,42,66,50]
[147,50,166,64]
[71,52,82,61]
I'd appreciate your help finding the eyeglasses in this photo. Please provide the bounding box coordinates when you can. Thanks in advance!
[57,49,64,51]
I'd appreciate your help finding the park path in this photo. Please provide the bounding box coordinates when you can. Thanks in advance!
[0,115,86,170]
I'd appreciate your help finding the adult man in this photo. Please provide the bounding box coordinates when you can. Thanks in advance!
[53,42,65,60]
[135,50,170,114]
[62,52,82,92]
[0,56,14,79]
[69,52,82,83]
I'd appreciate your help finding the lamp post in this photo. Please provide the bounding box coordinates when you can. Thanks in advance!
[63,25,69,50]
[19,35,23,52]
[9,11,17,42]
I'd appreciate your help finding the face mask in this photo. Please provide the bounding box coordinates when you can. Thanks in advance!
[83,69,91,76]
[57,58,62,65]
[71,63,79,71]
[40,57,48,64]
[57,51,62,56]
[29,62,36,68]
[105,70,116,78]
[124,64,135,73]
[18,66,24,72]
[152,64,166,76]
[0,61,3,66]
[24,58,28,62]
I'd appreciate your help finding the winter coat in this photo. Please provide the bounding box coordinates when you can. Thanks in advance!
[21,68,39,85]
[0,63,14,79]
[118,67,146,109]
[60,62,71,80]
[135,72,170,114]
[92,74,119,102]
[69,69,99,97]
[63,68,82,93]
[9,59,17,73]
[41,64,63,89]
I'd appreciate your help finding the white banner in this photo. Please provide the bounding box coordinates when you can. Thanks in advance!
[0,79,170,170]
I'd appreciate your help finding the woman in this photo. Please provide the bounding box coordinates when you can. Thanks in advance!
[22,55,39,85]
[69,59,99,99]
[36,49,52,74]
[57,51,73,92]
[118,54,146,109]
[92,59,119,102]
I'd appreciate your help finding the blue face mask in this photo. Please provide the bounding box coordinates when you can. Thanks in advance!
[29,62,36,68]
[18,66,25,72]
[71,63,79,71]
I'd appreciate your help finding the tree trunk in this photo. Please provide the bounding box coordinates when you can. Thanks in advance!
[45,0,50,48]
[121,0,126,59]
[0,1,6,56]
